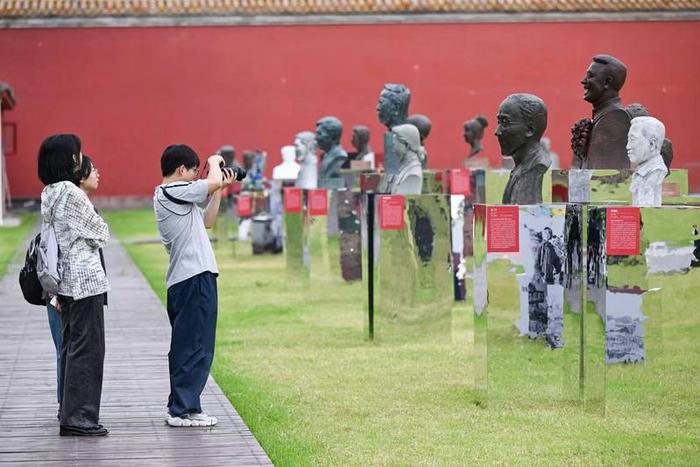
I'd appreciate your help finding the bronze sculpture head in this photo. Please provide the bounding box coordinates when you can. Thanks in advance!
[406,114,432,144]
[463,114,489,158]
[315,116,343,153]
[351,125,370,153]
[376,83,411,130]
[495,94,547,160]
[581,54,627,107]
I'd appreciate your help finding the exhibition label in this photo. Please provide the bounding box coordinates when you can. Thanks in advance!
[284,188,302,213]
[487,205,519,253]
[606,207,641,256]
[308,189,328,216]
[379,195,405,230]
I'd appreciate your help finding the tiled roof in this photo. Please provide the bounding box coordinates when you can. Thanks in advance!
[1,0,698,17]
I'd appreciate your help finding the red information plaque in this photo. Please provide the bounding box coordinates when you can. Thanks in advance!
[284,188,302,213]
[606,207,640,256]
[308,189,328,216]
[487,206,519,253]
[449,168,471,196]
[379,195,405,230]
[237,195,252,217]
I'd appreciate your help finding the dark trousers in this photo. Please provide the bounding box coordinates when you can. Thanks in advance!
[59,294,105,428]
[166,272,218,417]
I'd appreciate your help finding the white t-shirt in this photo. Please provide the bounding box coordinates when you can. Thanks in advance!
[153,180,219,288]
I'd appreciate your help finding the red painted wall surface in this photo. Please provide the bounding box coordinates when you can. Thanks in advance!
[1,20,699,197]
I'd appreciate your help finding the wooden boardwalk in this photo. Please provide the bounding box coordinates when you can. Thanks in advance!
[0,238,272,466]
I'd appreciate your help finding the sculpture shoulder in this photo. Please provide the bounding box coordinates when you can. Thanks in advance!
[394,173,423,195]
[594,108,630,131]
[329,146,348,159]
[520,149,551,175]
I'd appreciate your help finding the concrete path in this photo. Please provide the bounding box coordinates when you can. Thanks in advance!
[0,238,272,466]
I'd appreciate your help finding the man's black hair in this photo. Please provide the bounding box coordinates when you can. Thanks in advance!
[37,134,82,185]
[161,144,200,177]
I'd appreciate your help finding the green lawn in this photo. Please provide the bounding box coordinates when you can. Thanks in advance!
[0,213,37,278]
[104,208,700,466]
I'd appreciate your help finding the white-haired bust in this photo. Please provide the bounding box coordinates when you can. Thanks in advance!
[294,131,318,189]
[627,116,668,206]
[385,123,423,195]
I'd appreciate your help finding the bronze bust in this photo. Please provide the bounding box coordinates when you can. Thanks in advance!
[377,83,410,130]
[406,113,432,169]
[349,125,375,169]
[463,114,488,159]
[574,54,631,169]
[496,94,551,205]
[315,116,348,189]
[377,83,411,175]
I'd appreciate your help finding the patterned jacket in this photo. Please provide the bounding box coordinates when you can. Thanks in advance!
[41,181,110,300]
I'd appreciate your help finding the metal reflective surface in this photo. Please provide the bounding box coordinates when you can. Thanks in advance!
[284,209,308,287]
[471,202,698,411]
[472,205,488,401]
[554,169,695,205]
[485,169,552,205]
[476,204,582,406]
[450,170,485,302]
[375,194,452,343]
[306,193,333,284]
[605,207,699,414]
[583,206,606,413]
[337,190,363,281]
[422,170,444,194]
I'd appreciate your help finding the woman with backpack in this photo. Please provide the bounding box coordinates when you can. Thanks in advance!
[38,134,110,436]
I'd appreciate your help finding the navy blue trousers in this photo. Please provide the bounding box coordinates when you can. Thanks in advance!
[166,272,218,416]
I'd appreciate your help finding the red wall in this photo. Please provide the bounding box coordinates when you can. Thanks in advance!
[2,20,699,197]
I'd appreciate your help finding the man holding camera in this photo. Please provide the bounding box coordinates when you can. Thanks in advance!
[154,144,240,427]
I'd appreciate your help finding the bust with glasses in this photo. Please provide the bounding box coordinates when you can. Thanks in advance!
[496,93,551,205]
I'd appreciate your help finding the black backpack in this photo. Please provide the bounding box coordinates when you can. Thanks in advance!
[18,233,47,306]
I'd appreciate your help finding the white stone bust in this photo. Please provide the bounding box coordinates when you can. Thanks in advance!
[294,131,318,189]
[627,116,668,207]
[272,145,301,180]
[387,123,423,195]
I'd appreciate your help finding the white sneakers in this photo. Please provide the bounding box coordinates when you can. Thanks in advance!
[166,412,218,427]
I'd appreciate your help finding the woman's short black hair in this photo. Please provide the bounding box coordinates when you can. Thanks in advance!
[161,144,200,177]
[73,154,93,186]
[37,134,82,186]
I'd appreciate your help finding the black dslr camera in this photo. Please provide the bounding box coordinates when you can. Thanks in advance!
[220,162,247,181]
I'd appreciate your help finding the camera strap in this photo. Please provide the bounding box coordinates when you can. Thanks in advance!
[160,184,190,205]
[158,183,193,216]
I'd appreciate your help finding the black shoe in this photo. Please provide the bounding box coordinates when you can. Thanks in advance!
[59,424,109,436]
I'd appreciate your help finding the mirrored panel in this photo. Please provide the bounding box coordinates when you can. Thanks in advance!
[603,206,700,418]
[661,169,689,198]
[553,169,696,206]
[583,206,607,414]
[422,169,445,194]
[479,204,580,406]
[484,169,552,205]
[562,204,584,399]
[448,169,483,303]
[337,190,363,282]
[374,194,453,343]
[472,205,488,402]
[306,189,335,284]
[283,188,308,288]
